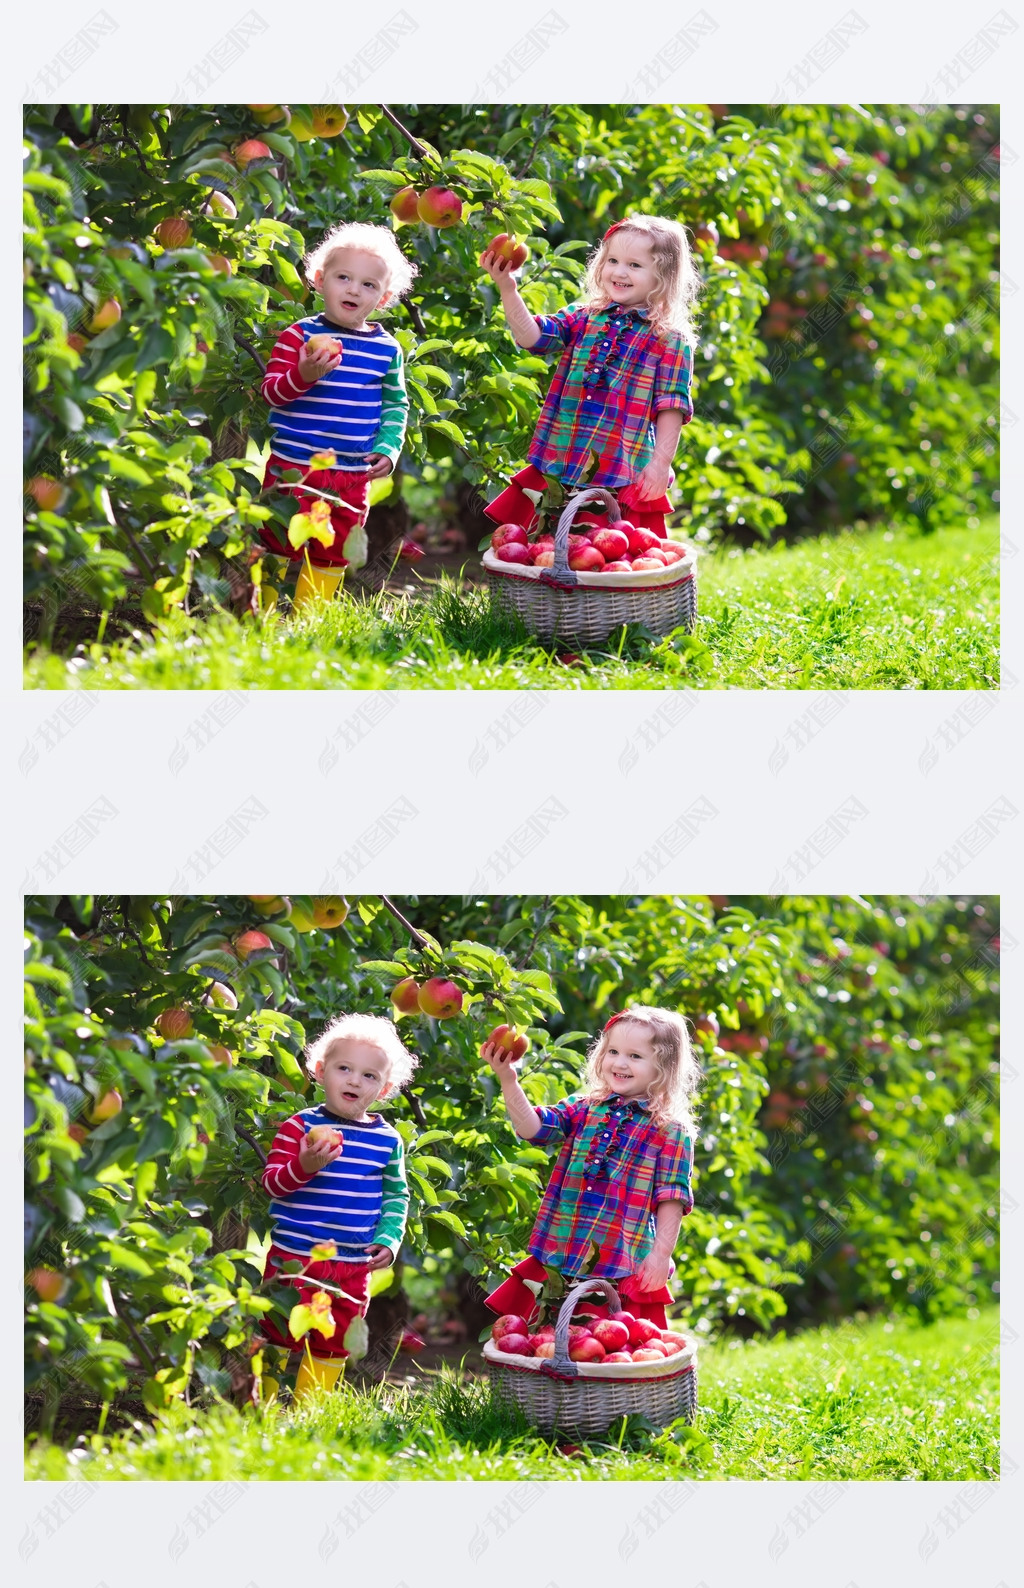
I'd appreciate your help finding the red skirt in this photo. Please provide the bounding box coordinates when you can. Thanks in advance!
[258,453,370,569]
[483,463,674,541]
[484,1254,673,1332]
[258,1244,371,1360]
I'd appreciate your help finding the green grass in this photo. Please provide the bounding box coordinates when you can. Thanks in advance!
[24,1308,998,1481]
[24,517,998,690]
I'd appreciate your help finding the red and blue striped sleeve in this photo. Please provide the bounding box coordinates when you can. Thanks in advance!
[530,305,589,355]
[261,1114,316,1197]
[261,323,316,409]
[653,1124,694,1211]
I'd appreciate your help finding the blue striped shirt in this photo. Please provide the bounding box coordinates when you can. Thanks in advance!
[262,314,409,472]
[262,1104,409,1260]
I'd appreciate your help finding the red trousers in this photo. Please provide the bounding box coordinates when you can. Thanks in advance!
[258,1244,371,1360]
[485,1254,672,1332]
[484,463,675,540]
[259,453,370,569]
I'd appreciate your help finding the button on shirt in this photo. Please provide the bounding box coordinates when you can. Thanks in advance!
[526,303,694,489]
[525,1092,694,1280]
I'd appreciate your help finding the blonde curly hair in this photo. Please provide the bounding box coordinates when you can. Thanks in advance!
[304,1012,418,1100]
[581,1006,702,1134]
[582,214,702,349]
[303,222,419,304]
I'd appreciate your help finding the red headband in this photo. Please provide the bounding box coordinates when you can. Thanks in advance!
[602,222,622,241]
[603,1011,629,1032]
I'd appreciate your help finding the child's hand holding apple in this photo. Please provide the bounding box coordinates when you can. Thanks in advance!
[298,335,343,383]
[299,1124,344,1173]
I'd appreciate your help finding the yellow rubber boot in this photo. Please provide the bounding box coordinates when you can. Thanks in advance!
[293,1352,344,1400]
[293,561,344,612]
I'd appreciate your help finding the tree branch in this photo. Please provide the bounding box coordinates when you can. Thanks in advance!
[515,106,552,181]
[517,895,553,970]
[404,297,427,337]
[377,104,429,161]
[378,895,431,952]
[234,1122,267,1167]
[234,331,267,376]
[406,1090,428,1129]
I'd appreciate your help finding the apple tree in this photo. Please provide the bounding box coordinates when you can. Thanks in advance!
[24,892,998,1434]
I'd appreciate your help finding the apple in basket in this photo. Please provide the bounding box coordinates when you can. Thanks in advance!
[592,1318,630,1352]
[495,542,532,565]
[533,1323,556,1342]
[659,1333,687,1355]
[631,556,665,572]
[591,526,629,562]
[492,1314,530,1341]
[533,551,555,568]
[496,1332,534,1356]
[533,1340,556,1358]
[569,1337,606,1363]
[603,561,633,573]
[603,1352,633,1364]
[625,524,662,556]
[568,545,605,572]
[491,523,529,550]
[626,1316,662,1347]
[631,1347,665,1362]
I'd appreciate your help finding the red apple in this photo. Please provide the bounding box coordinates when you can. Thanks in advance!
[87,298,122,333]
[235,929,273,959]
[234,139,273,168]
[203,981,237,1010]
[399,1329,426,1354]
[491,522,529,549]
[417,186,463,228]
[204,189,238,219]
[390,186,421,225]
[306,333,343,360]
[399,539,425,562]
[603,1351,633,1363]
[631,556,665,571]
[629,1317,662,1346]
[208,1045,234,1067]
[659,1333,687,1355]
[533,550,555,568]
[568,545,605,572]
[418,978,463,1018]
[27,476,68,512]
[27,1268,67,1303]
[567,1325,593,1344]
[626,525,662,556]
[591,527,629,562]
[497,1332,534,1356]
[492,1314,530,1340]
[307,1124,343,1151]
[566,535,590,554]
[495,542,532,566]
[631,1347,664,1362]
[158,1007,193,1040]
[390,977,421,1015]
[592,1318,630,1352]
[487,233,529,269]
[569,1337,606,1363]
[533,1323,556,1341]
[155,216,192,248]
[488,1023,529,1063]
[533,1339,556,1358]
[602,561,634,573]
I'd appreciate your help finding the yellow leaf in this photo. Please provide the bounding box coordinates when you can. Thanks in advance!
[287,503,337,551]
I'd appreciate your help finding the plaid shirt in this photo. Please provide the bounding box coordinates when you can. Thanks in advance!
[526,303,694,489]
[525,1092,694,1281]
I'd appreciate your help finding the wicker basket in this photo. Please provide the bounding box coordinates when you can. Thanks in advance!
[484,1278,698,1439]
[483,487,698,647]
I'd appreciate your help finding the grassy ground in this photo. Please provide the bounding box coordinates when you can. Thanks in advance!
[25,1308,998,1481]
[24,517,999,690]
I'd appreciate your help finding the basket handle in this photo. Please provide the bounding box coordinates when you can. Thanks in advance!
[540,487,622,591]
[541,1277,622,1378]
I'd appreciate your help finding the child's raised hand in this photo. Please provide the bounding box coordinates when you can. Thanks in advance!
[297,341,343,384]
[478,248,519,292]
[481,1036,519,1082]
